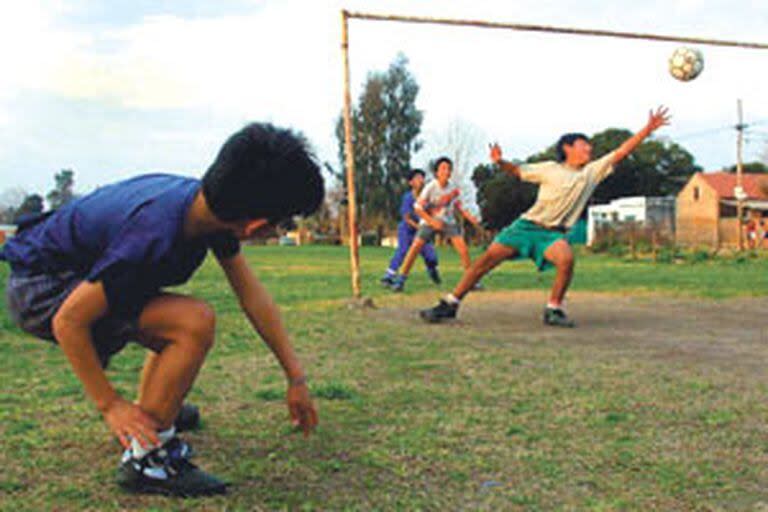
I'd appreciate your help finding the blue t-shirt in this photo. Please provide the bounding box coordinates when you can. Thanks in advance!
[399,191,417,232]
[1,174,239,315]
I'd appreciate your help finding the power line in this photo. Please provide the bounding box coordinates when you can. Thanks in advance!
[674,126,733,140]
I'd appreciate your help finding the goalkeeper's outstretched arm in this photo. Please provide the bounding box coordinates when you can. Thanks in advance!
[489,142,522,179]
[612,106,671,165]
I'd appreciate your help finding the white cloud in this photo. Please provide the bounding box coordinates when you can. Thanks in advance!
[0,2,85,104]
[45,3,343,113]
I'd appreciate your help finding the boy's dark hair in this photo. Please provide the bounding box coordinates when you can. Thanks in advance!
[202,123,324,223]
[432,156,453,174]
[407,169,425,181]
[555,133,589,162]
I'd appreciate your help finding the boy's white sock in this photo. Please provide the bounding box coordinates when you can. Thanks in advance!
[445,294,461,305]
[131,426,176,460]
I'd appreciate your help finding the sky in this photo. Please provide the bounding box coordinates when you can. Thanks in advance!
[0,0,767,203]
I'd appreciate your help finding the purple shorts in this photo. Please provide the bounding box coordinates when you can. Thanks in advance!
[5,270,143,368]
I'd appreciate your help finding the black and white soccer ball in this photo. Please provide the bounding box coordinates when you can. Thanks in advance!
[668,47,704,82]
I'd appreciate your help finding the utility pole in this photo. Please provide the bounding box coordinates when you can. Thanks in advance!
[735,99,746,251]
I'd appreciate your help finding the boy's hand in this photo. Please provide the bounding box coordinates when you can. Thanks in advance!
[647,106,671,132]
[489,142,503,164]
[103,398,160,449]
[287,381,318,437]
[430,219,445,231]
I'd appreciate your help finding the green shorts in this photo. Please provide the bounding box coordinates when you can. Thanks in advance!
[494,218,566,271]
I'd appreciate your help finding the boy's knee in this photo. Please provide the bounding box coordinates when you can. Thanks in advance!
[180,301,216,351]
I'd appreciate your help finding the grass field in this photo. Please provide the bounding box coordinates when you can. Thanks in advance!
[1,245,768,511]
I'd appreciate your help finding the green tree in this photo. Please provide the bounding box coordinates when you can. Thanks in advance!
[335,54,423,228]
[472,163,536,231]
[13,194,44,221]
[47,169,76,209]
[590,129,701,202]
[725,161,768,173]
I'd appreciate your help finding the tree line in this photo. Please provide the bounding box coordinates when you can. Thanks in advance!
[0,169,76,223]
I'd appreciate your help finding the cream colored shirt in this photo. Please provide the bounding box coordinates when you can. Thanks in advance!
[418,179,461,227]
[519,151,617,228]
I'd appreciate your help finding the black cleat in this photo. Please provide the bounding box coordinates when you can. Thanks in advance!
[543,307,576,328]
[427,267,442,285]
[174,403,201,432]
[117,438,227,497]
[380,273,395,287]
[419,299,458,323]
[390,274,407,292]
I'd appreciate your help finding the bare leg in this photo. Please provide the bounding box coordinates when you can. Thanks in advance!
[452,243,516,300]
[398,237,427,277]
[449,235,472,270]
[542,239,575,307]
[135,294,216,429]
[137,352,160,404]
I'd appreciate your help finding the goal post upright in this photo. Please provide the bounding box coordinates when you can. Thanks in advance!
[341,9,362,298]
[339,9,768,297]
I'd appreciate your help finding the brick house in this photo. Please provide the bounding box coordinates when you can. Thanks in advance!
[676,172,768,247]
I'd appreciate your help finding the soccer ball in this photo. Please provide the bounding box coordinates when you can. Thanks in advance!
[668,47,704,82]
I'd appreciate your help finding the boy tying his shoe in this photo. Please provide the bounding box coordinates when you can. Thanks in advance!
[421,107,670,327]
[1,123,322,496]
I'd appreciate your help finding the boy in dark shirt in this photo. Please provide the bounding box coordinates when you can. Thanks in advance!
[1,123,323,496]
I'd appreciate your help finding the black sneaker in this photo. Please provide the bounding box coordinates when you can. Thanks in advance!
[174,403,201,432]
[419,299,458,323]
[390,274,407,292]
[426,267,442,285]
[117,438,227,497]
[380,273,395,287]
[543,307,576,328]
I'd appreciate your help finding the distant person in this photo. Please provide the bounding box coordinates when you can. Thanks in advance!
[746,217,758,249]
[381,169,441,287]
[0,123,322,496]
[390,157,483,292]
[761,219,768,249]
[420,106,671,327]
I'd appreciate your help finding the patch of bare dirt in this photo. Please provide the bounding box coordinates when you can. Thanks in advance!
[374,291,768,380]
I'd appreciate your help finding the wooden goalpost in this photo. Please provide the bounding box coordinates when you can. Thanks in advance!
[339,10,768,298]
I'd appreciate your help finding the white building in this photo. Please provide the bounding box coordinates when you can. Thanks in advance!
[587,196,675,246]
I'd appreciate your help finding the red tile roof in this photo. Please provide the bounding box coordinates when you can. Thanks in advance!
[699,172,768,199]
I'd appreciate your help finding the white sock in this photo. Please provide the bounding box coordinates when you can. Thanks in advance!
[547,302,564,311]
[131,426,176,460]
[386,269,396,276]
[445,294,461,305]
